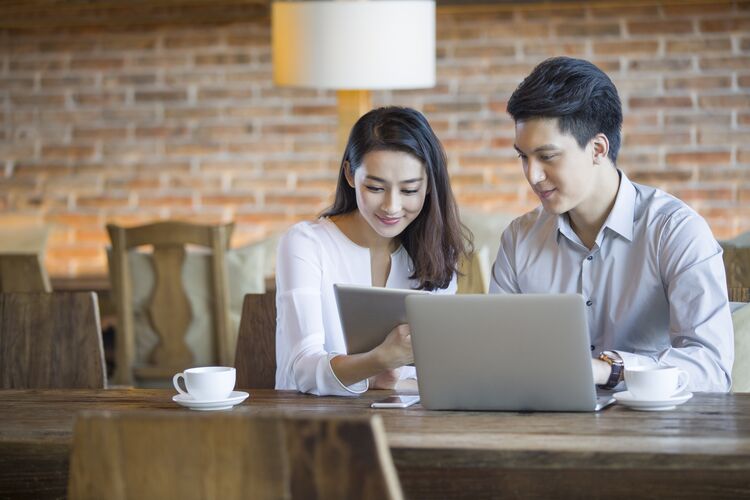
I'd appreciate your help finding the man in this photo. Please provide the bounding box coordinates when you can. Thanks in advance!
[491,57,733,392]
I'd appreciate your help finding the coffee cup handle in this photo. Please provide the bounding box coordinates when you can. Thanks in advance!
[173,372,189,396]
[674,370,690,395]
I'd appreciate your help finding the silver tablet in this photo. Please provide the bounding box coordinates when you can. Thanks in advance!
[333,283,429,355]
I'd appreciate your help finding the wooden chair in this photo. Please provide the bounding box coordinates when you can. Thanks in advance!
[67,411,404,500]
[0,226,52,293]
[235,291,277,389]
[723,245,750,294]
[107,221,234,385]
[730,288,750,303]
[0,292,106,389]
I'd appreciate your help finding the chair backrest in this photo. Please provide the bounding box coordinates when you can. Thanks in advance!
[722,245,750,290]
[106,221,234,385]
[67,411,404,500]
[729,287,750,303]
[235,291,277,389]
[0,226,52,293]
[0,292,106,389]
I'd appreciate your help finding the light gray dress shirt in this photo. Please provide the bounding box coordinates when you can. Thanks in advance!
[490,170,734,392]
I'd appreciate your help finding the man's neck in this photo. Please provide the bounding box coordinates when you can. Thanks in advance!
[568,167,621,250]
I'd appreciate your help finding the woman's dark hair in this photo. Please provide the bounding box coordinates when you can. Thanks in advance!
[322,106,471,291]
[507,57,623,164]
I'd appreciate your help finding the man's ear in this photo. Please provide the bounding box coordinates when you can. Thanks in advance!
[591,133,610,165]
[343,161,355,188]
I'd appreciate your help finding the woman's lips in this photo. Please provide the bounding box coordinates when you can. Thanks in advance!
[376,215,401,225]
[537,188,556,200]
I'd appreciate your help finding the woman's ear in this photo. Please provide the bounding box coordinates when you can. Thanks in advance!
[592,133,610,165]
[343,161,355,188]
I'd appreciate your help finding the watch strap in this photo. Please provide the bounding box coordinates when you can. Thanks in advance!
[598,350,624,390]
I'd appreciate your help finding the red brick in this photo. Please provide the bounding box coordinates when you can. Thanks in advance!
[624,131,692,146]
[102,73,158,86]
[629,20,694,35]
[556,23,621,37]
[10,94,65,106]
[134,125,189,139]
[105,176,162,190]
[198,88,255,100]
[665,75,732,91]
[264,192,327,206]
[590,5,660,17]
[523,41,586,57]
[739,76,750,89]
[698,130,750,145]
[72,91,126,107]
[700,18,750,33]
[139,195,194,207]
[628,169,694,184]
[163,34,220,49]
[135,90,187,103]
[699,56,750,71]
[594,40,659,56]
[672,187,734,202]
[665,113,732,127]
[291,105,337,116]
[164,107,221,120]
[76,195,131,208]
[454,44,516,58]
[665,150,732,166]
[73,126,128,141]
[168,175,222,190]
[9,58,67,71]
[201,193,256,207]
[164,143,222,156]
[194,124,253,140]
[41,145,95,161]
[70,57,124,70]
[194,53,251,66]
[698,94,750,108]
[424,101,483,114]
[663,4,733,15]
[41,75,97,88]
[627,58,692,72]
[522,7,586,19]
[487,23,550,39]
[665,38,732,54]
[630,96,693,109]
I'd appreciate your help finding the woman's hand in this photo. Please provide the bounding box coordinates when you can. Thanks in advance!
[372,323,414,371]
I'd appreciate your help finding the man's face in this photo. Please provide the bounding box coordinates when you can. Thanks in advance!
[514,118,597,216]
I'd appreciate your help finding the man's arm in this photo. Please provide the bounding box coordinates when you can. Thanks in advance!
[617,210,733,392]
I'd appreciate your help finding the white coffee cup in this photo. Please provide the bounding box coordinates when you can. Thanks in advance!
[624,366,690,400]
[173,366,236,401]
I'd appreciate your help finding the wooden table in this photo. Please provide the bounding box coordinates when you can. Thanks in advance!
[2,389,750,499]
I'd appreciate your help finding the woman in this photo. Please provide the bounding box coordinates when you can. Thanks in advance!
[275,106,470,396]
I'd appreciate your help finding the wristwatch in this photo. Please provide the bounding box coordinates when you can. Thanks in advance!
[598,350,624,390]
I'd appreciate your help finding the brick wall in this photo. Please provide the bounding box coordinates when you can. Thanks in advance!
[1,0,749,277]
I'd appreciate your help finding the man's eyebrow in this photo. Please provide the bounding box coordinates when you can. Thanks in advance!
[514,144,559,154]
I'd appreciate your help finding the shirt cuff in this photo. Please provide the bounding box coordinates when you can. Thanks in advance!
[327,353,368,395]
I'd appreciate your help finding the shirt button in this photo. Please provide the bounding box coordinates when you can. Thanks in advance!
[586,255,593,261]
[590,345,595,351]
[586,300,593,307]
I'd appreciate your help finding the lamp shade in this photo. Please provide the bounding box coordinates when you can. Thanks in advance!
[272,0,436,90]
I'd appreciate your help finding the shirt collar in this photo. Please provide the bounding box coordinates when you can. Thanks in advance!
[555,169,636,246]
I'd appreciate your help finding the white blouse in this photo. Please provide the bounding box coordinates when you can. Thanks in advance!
[275,218,457,396]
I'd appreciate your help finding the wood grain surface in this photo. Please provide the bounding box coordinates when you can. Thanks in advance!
[2,389,750,499]
[0,293,106,390]
[235,292,277,389]
[67,411,402,500]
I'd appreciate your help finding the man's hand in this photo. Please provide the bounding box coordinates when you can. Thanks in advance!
[591,357,611,385]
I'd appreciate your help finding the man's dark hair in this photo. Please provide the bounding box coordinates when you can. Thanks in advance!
[507,57,623,164]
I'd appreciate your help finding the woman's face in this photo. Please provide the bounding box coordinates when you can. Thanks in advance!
[346,150,429,240]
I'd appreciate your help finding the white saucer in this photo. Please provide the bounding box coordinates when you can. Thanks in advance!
[613,390,693,411]
[172,391,250,411]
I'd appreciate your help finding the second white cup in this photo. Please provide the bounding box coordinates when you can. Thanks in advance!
[625,366,689,400]
[173,366,236,401]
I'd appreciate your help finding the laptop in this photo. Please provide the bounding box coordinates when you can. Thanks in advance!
[334,284,429,355]
[405,294,616,411]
